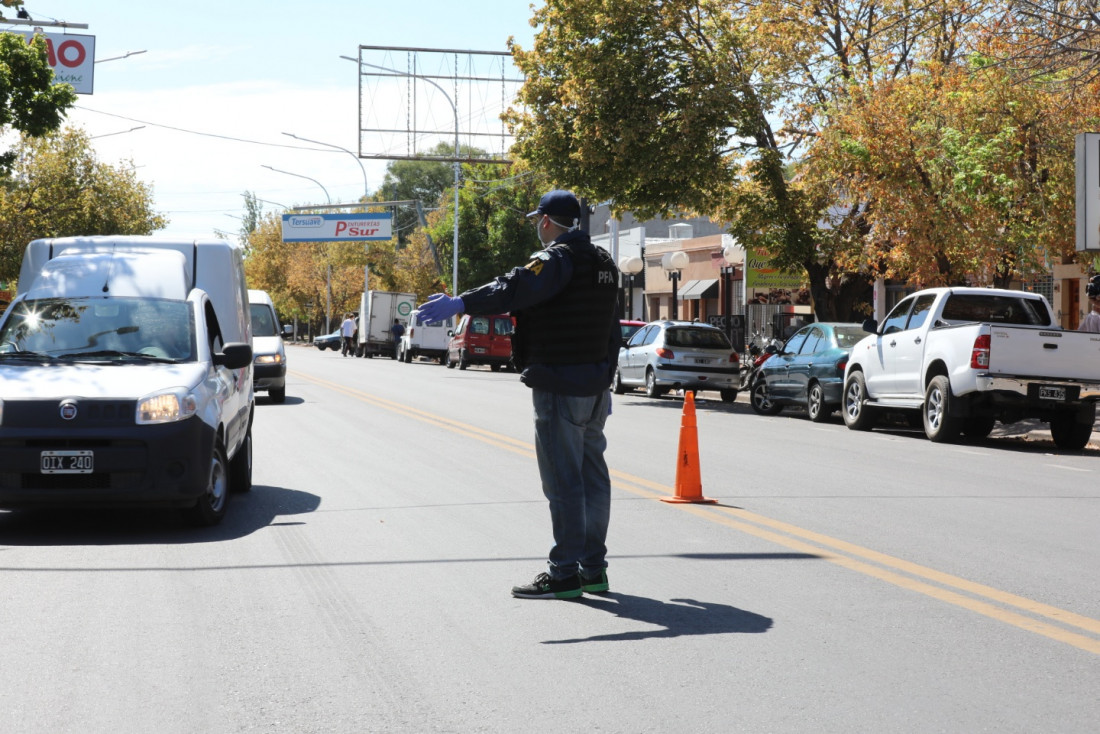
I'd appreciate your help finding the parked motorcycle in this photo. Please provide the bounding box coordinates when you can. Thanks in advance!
[739,336,780,391]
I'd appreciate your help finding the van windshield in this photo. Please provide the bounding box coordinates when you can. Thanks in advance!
[0,297,195,362]
[250,303,279,336]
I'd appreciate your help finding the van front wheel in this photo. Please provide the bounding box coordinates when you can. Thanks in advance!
[187,441,230,527]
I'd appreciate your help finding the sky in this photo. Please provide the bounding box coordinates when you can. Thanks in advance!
[18,1,539,238]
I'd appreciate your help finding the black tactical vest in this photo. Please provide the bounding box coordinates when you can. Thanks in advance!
[514,237,620,366]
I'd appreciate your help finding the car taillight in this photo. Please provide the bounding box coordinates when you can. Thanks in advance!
[730,351,739,364]
[835,357,848,376]
[656,347,674,359]
[970,334,990,369]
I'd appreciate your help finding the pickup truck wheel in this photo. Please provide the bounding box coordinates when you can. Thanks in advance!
[187,441,229,527]
[750,380,782,415]
[645,368,662,398]
[807,382,829,422]
[269,386,286,403]
[1050,412,1094,450]
[923,375,962,443]
[613,368,626,395]
[842,371,877,431]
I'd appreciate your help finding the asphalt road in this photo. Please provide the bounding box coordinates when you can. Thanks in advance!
[1,343,1097,733]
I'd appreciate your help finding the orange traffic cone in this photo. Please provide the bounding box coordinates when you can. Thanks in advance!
[661,391,716,504]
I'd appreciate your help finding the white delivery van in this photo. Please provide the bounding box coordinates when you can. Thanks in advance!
[0,236,254,526]
[248,289,287,402]
[398,309,452,364]
[356,290,416,358]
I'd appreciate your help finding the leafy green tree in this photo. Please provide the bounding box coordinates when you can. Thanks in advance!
[0,128,166,285]
[0,31,77,171]
[427,162,545,292]
[239,191,263,249]
[507,0,1010,319]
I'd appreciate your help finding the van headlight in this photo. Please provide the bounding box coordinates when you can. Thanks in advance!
[254,353,283,365]
[136,389,197,425]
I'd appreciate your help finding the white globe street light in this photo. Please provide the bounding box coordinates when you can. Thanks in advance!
[661,251,689,320]
[619,256,644,320]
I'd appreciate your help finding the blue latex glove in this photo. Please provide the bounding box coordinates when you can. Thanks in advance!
[417,293,464,324]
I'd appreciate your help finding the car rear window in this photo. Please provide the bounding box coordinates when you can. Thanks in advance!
[940,294,1051,325]
[834,326,866,348]
[665,327,731,349]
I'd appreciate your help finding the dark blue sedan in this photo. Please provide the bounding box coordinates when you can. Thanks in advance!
[749,322,866,421]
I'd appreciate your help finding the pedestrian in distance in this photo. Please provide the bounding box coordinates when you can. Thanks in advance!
[416,189,622,600]
[1079,276,1100,333]
[390,318,406,359]
[340,312,356,357]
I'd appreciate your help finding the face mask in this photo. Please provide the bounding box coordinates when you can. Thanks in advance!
[537,217,553,246]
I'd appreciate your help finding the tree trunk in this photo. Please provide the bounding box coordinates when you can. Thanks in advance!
[805,260,874,321]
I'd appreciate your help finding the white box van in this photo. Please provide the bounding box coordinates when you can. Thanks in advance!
[398,309,452,364]
[0,236,254,525]
[248,289,287,402]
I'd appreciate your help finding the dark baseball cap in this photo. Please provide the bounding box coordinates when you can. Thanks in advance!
[527,189,581,220]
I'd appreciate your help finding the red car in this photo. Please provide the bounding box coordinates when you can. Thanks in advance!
[446,313,515,371]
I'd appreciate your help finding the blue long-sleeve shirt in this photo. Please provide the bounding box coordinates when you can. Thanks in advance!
[458,231,621,396]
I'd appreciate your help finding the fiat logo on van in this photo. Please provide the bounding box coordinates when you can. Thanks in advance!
[59,400,78,421]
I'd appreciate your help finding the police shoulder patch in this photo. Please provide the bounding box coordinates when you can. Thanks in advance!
[525,250,552,274]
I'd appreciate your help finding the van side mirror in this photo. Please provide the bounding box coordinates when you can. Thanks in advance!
[447,329,454,337]
[862,318,878,334]
[215,342,253,369]
[282,324,292,338]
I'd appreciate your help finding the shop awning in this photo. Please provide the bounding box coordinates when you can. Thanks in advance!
[678,278,719,300]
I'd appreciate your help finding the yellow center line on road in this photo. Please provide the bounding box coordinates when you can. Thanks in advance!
[293,370,1100,655]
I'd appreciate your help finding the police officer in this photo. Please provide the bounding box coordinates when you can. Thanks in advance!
[416,189,621,600]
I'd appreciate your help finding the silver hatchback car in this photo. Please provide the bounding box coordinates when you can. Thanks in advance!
[613,321,740,402]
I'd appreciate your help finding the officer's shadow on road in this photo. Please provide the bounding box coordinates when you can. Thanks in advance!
[544,593,773,644]
[0,484,320,545]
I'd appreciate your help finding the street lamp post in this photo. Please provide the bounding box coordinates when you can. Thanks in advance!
[282,132,372,294]
[619,256,644,320]
[262,165,334,332]
[345,55,461,294]
[661,251,689,320]
[281,132,369,201]
[721,243,740,348]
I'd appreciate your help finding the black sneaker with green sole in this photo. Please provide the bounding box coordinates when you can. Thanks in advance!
[580,569,609,593]
[511,572,582,599]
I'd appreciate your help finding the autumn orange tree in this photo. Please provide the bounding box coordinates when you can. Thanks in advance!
[244,212,368,332]
[811,50,1097,287]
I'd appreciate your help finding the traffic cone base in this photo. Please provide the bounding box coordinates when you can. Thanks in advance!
[661,391,716,504]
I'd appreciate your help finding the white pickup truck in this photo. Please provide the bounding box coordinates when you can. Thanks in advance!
[842,287,1100,449]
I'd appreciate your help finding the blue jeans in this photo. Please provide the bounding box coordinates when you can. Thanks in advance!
[532,388,611,581]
